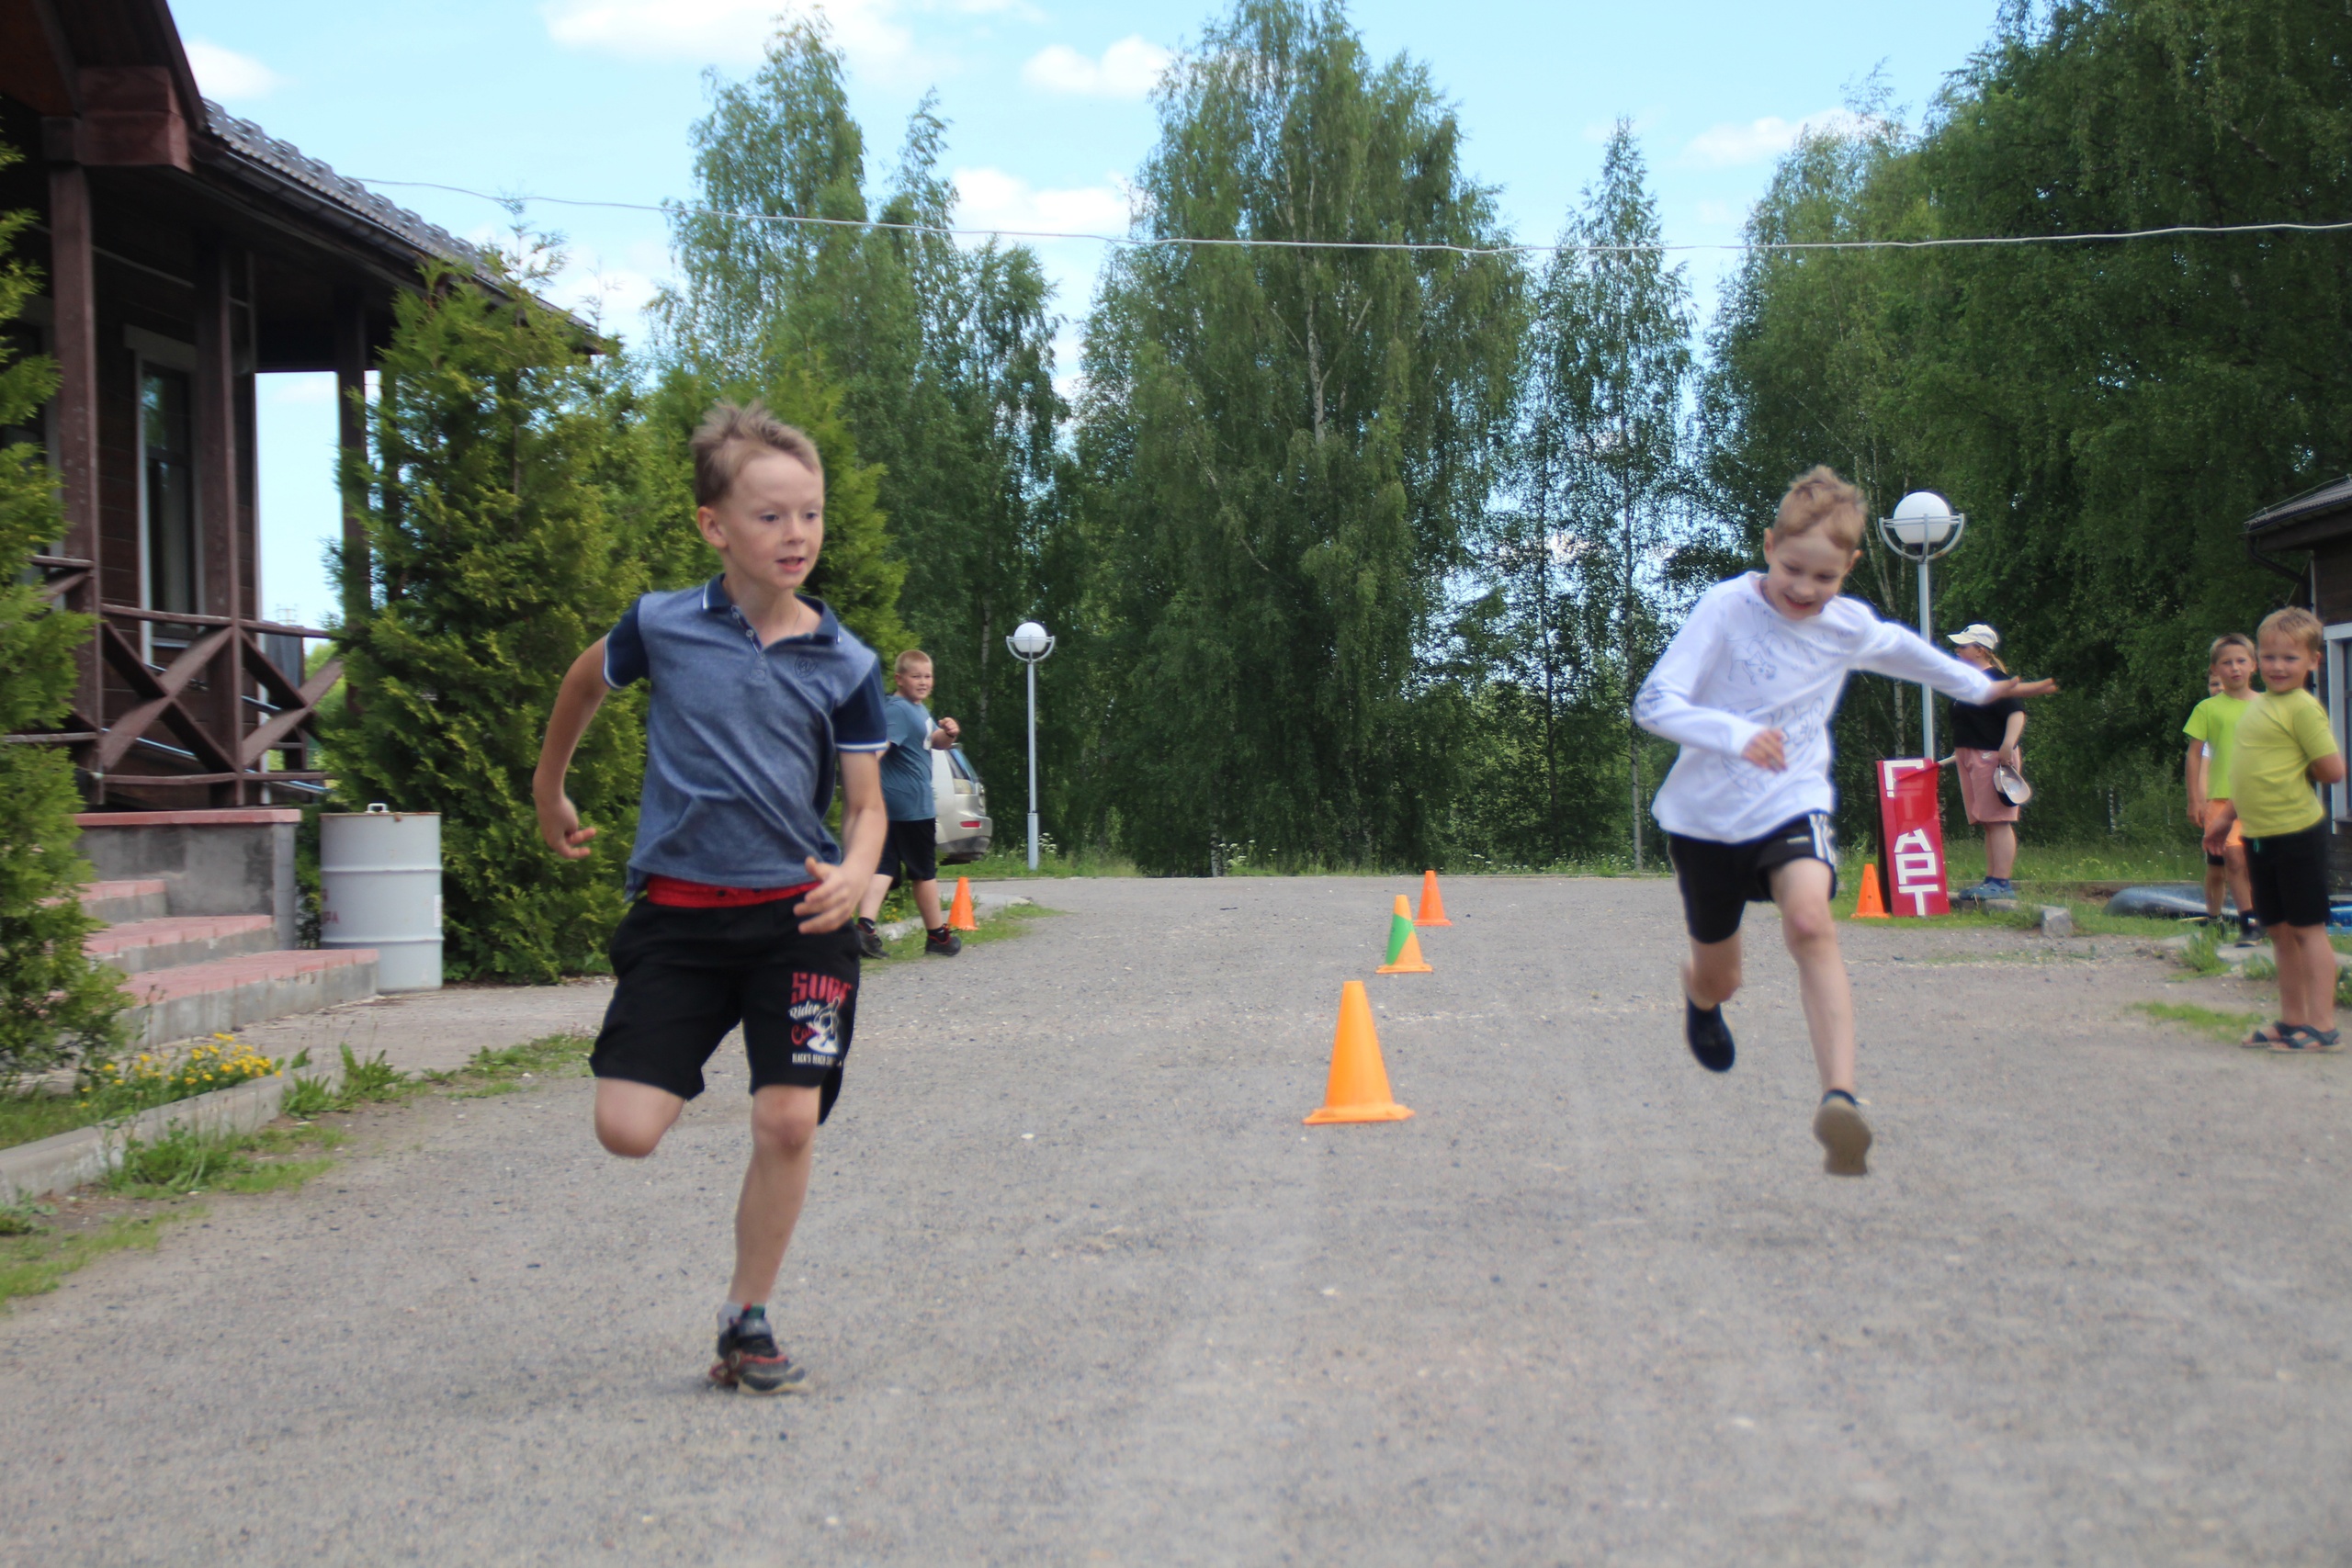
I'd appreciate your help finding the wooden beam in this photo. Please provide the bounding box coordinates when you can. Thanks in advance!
[195,239,247,804]
[44,152,103,746]
[334,286,370,630]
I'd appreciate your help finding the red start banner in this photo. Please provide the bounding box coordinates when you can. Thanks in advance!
[1876,758,1951,918]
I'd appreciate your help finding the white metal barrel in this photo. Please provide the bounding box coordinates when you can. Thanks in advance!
[320,803,443,992]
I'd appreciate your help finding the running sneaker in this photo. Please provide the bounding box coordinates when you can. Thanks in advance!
[924,926,963,957]
[1813,1091,1872,1177]
[711,1310,807,1395]
[2236,918,2262,948]
[1683,998,1735,1073]
[855,918,887,960]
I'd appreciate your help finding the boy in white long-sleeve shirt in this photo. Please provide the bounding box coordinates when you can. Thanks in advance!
[1634,467,2054,1175]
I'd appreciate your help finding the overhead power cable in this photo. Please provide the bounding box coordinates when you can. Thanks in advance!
[356,177,2352,256]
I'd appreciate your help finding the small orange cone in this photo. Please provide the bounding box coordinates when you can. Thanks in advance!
[947,876,978,931]
[1305,981,1414,1125]
[1414,869,1453,927]
[1854,863,1888,919]
[1378,897,1433,975]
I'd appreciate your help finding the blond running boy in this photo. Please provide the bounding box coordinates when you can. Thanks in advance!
[1634,467,2056,1175]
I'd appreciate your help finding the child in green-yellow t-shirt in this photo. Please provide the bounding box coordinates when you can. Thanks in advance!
[2184,634,2257,940]
[2204,608,2346,1053]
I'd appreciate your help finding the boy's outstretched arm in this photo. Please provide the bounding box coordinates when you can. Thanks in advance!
[534,639,611,860]
[1634,603,1769,760]
[794,753,887,933]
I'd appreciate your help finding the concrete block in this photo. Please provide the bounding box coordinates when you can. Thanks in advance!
[118,948,379,1051]
[74,809,300,949]
[0,1053,347,1204]
[2039,905,2074,938]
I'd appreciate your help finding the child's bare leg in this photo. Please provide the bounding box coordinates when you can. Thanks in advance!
[728,1085,821,1304]
[2202,861,2227,921]
[855,873,892,923]
[1769,859,1855,1094]
[2224,845,2253,925]
[2271,924,2335,1032]
[1984,823,2018,881]
[911,877,945,930]
[594,1078,685,1158]
[1683,931,1742,1010]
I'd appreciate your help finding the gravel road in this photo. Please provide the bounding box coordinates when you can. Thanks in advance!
[3,876,2346,1565]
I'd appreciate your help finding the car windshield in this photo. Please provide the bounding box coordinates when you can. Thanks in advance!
[947,748,976,783]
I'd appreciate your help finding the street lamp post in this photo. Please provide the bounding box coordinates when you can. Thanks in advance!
[1876,491,1967,758]
[1005,620,1056,870]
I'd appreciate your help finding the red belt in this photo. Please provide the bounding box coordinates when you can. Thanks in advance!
[644,875,818,908]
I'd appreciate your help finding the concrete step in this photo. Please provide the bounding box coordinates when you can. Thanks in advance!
[86,914,278,975]
[74,879,169,923]
[118,948,379,1052]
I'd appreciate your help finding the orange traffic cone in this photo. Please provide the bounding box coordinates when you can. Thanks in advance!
[1854,863,1888,919]
[1414,869,1453,927]
[1378,896,1433,974]
[947,875,978,931]
[1304,981,1414,1125]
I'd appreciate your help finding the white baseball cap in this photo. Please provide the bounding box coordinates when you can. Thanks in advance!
[1947,623,2000,650]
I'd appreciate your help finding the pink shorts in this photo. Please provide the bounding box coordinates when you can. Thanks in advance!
[1956,747,2020,825]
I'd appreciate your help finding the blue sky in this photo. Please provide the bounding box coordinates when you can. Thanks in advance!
[173,0,2003,629]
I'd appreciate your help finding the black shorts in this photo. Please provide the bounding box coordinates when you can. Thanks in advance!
[1667,813,1840,944]
[592,897,860,1119]
[876,817,938,886]
[2244,820,2332,930]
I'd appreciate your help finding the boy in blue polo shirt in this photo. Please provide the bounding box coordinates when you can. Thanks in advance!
[533,401,888,1394]
[854,649,964,959]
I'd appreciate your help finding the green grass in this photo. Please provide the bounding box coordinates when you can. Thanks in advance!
[437,1033,594,1098]
[2131,1001,2265,1042]
[959,841,1138,878]
[0,1213,176,1306]
[105,1122,347,1200]
[0,1089,111,1154]
[877,900,1057,959]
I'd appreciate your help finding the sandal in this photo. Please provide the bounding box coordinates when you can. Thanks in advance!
[2243,1020,2291,1049]
[2269,1024,2344,1055]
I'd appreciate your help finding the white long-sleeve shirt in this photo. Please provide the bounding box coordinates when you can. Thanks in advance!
[1634,573,1996,844]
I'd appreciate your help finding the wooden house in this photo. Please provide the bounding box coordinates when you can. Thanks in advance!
[2244,476,2352,886]
[2,0,504,806]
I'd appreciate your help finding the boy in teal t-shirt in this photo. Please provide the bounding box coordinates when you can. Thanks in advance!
[2184,633,2256,938]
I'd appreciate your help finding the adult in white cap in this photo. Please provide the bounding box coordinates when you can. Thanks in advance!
[1947,624,2028,900]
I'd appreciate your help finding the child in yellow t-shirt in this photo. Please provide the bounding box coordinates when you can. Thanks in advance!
[2204,608,2346,1052]
[2184,635,2256,941]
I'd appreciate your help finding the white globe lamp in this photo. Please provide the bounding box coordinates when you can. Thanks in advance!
[1004,620,1057,868]
[1874,491,1969,758]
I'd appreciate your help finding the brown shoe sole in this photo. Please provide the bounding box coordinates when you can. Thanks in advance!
[1813,1099,1872,1177]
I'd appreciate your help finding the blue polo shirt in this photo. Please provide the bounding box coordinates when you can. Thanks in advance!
[880,694,937,822]
[603,577,888,895]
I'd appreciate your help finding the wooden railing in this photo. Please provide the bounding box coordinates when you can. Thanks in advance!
[20,556,343,807]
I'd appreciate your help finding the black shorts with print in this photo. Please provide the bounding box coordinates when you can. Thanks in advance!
[592,897,859,1122]
[1666,812,1841,944]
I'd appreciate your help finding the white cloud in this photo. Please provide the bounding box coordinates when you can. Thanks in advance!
[186,39,283,100]
[1020,36,1170,99]
[1681,109,1862,168]
[540,0,914,73]
[951,167,1129,240]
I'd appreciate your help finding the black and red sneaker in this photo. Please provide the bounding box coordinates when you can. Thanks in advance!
[710,1310,808,1395]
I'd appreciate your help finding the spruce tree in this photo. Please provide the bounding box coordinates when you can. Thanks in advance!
[331,255,645,982]
[0,141,123,1069]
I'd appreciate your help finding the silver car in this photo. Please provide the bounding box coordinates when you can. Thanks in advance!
[933,746,991,864]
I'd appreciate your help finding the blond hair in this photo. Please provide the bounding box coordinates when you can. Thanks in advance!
[893,649,933,684]
[689,401,822,508]
[1770,465,1867,550]
[2208,632,2254,666]
[2258,607,2324,661]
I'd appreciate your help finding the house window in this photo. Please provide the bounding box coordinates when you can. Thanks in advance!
[139,365,199,649]
[2325,621,2352,822]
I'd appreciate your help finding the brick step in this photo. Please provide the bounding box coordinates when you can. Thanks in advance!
[86,914,278,976]
[74,879,169,924]
[118,948,379,1052]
